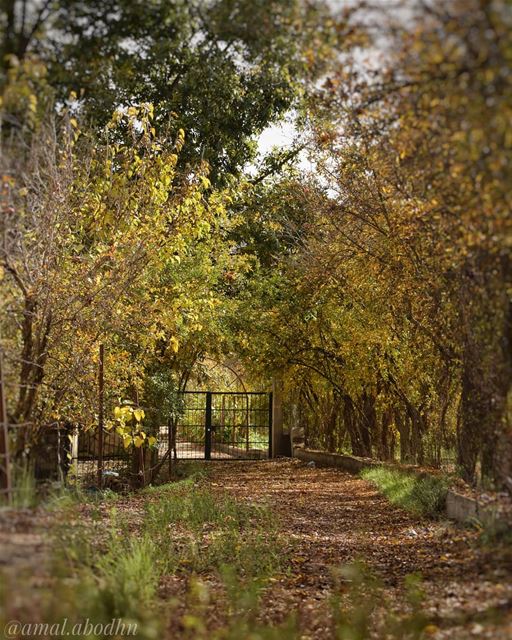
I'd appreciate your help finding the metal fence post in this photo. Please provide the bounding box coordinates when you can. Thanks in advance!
[205,392,212,460]
[97,343,104,488]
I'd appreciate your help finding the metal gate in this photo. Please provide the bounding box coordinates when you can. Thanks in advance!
[164,391,272,460]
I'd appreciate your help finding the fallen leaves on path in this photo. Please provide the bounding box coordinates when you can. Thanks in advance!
[206,460,512,639]
[1,460,511,639]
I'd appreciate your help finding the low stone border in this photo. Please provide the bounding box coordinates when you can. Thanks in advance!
[445,490,507,531]
[293,447,386,474]
[445,490,478,523]
[293,446,508,529]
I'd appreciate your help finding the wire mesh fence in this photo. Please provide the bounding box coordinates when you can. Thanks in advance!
[1,343,274,497]
[73,391,273,481]
[0,352,12,504]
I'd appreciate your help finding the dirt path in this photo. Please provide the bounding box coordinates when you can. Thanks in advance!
[207,459,512,639]
[1,460,511,639]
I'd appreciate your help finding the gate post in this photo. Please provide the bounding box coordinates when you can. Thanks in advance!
[205,392,212,460]
[271,378,284,458]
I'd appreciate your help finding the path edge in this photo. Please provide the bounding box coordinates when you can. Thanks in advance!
[292,446,507,530]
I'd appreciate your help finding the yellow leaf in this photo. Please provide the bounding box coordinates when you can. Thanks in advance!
[170,336,179,353]
[134,408,145,422]
[423,624,439,635]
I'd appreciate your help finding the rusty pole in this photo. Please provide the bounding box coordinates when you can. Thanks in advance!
[97,344,104,488]
[0,351,12,504]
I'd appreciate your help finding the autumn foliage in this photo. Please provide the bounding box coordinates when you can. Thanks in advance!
[0,0,511,493]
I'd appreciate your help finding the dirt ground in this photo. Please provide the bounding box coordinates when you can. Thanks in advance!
[207,460,512,639]
[1,459,511,639]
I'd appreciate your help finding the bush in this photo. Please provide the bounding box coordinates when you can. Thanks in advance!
[361,467,448,517]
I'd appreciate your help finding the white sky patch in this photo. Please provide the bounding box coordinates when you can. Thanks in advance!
[257,121,297,156]
[254,1,415,182]
[256,120,316,176]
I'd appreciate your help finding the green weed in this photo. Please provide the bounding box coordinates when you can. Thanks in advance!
[9,470,453,640]
[8,461,38,508]
[96,534,160,618]
[361,467,449,517]
[142,478,282,579]
[49,510,161,638]
[331,563,431,640]
[175,572,299,640]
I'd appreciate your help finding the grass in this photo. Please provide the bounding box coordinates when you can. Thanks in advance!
[4,461,39,508]
[49,509,161,638]
[39,473,285,639]
[1,461,89,509]
[330,562,430,640]
[2,469,447,640]
[96,533,160,618]
[361,466,449,517]
[142,477,282,579]
[172,561,434,640]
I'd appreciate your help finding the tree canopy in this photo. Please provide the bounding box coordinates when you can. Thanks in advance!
[1,0,511,493]
[1,0,335,181]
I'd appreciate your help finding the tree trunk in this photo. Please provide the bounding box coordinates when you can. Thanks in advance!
[326,392,341,452]
[396,408,411,463]
[344,395,361,456]
[458,258,512,490]
[360,391,375,457]
[13,295,51,455]
[458,349,486,484]
[380,407,393,461]
[344,395,372,458]
[408,404,425,465]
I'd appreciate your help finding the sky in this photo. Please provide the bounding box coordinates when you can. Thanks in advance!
[258,122,297,155]
[256,0,413,161]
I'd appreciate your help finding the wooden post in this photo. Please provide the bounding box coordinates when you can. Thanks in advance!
[168,417,173,480]
[268,391,273,459]
[97,344,104,488]
[0,351,11,504]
